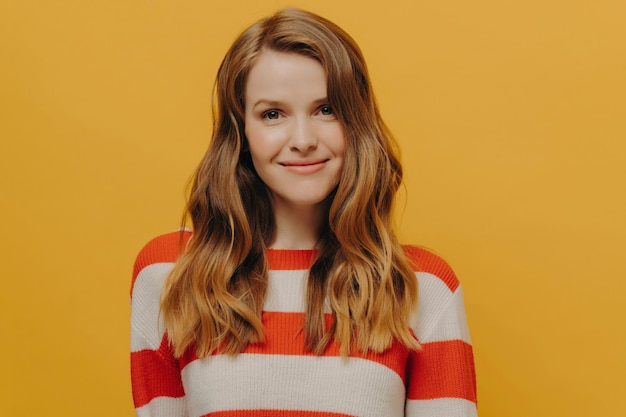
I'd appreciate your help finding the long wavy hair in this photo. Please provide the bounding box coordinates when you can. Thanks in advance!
[161,8,420,358]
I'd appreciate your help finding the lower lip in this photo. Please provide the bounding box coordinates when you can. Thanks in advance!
[283,162,326,175]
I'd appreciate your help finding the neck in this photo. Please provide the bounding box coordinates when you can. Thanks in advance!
[270,198,327,250]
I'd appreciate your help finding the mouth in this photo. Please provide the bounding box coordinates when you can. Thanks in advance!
[279,159,329,174]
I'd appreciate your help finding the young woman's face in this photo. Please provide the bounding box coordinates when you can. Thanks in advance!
[244,50,345,211]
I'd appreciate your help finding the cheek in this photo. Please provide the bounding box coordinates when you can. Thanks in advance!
[247,143,266,168]
[332,128,347,177]
[244,115,267,144]
[244,123,267,159]
[243,119,256,145]
[328,126,346,157]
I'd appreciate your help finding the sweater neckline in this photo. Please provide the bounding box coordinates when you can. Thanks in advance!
[266,249,318,270]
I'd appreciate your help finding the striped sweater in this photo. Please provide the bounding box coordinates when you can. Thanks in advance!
[130,231,477,417]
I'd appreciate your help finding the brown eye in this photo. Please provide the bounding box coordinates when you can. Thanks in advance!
[263,110,280,120]
[320,105,333,116]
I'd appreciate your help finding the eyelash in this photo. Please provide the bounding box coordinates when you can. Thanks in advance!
[262,110,281,120]
[260,105,334,120]
[319,105,333,116]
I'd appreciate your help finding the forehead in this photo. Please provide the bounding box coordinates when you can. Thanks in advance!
[245,50,328,105]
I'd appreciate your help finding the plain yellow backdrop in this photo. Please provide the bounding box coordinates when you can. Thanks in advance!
[1,0,624,416]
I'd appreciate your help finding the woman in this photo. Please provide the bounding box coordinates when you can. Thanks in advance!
[131,8,477,417]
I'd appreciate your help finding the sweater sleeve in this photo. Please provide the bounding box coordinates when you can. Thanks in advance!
[404,247,478,416]
[130,232,191,417]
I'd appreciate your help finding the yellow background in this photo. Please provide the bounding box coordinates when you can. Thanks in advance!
[1,0,624,416]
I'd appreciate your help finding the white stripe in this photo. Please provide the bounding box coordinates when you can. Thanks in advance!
[406,397,477,417]
[136,396,188,417]
[130,262,173,351]
[130,265,309,351]
[130,264,471,350]
[412,273,471,344]
[425,286,472,344]
[181,354,405,417]
[264,269,307,312]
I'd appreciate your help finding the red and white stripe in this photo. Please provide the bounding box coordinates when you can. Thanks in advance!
[131,231,477,416]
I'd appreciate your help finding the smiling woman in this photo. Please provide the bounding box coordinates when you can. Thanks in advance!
[130,7,477,417]
[244,50,345,246]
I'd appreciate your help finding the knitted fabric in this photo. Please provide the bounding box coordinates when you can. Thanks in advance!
[131,231,477,417]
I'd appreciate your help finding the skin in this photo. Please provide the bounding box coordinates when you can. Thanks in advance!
[244,50,345,249]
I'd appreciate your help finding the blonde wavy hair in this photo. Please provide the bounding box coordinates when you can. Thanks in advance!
[161,8,420,357]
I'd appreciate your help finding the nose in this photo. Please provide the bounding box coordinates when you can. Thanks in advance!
[288,117,318,152]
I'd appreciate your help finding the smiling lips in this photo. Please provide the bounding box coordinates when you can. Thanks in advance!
[280,159,329,174]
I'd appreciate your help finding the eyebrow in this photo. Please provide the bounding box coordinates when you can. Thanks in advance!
[251,100,283,110]
[251,97,330,110]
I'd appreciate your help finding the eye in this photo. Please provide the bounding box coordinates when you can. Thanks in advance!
[262,110,281,120]
[320,105,334,116]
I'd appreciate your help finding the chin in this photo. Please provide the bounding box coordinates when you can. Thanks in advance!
[289,196,330,207]
[274,191,334,209]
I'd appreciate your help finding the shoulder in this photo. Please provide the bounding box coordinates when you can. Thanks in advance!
[131,229,193,291]
[403,245,460,292]
[403,246,470,343]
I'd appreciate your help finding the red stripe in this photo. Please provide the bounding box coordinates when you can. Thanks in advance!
[180,311,411,381]
[131,230,192,293]
[404,246,459,291]
[406,339,476,402]
[266,249,317,270]
[131,338,185,408]
[132,235,457,291]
